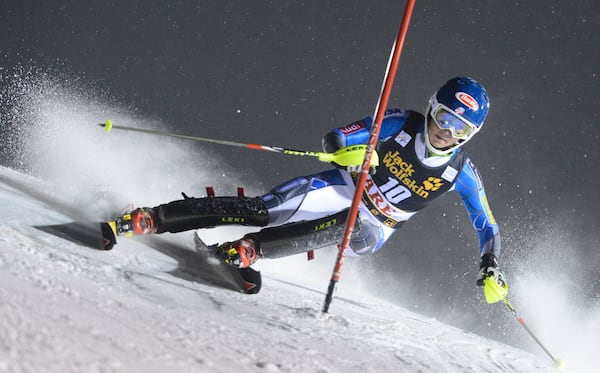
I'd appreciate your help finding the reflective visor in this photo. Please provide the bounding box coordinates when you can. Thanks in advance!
[431,105,477,139]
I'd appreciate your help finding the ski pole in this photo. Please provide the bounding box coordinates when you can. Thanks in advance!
[322,0,416,314]
[98,120,378,168]
[503,298,565,371]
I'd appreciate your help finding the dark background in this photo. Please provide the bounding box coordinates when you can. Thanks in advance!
[2,0,599,347]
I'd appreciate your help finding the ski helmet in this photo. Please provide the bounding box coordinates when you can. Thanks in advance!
[424,77,490,155]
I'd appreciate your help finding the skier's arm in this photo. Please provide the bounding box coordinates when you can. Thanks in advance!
[453,159,501,258]
[322,109,409,152]
[455,159,509,301]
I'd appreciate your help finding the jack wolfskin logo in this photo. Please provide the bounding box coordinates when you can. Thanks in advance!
[423,177,443,191]
[382,151,445,199]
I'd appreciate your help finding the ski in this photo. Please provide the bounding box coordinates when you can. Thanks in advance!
[100,210,135,251]
[35,221,113,251]
[193,233,262,294]
[98,187,262,294]
[99,219,261,294]
[100,221,118,250]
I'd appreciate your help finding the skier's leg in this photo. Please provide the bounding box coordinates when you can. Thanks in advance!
[261,168,355,226]
[120,168,348,237]
[257,209,350,258]
[215,210,350,268]
[257,207,394,258]
[257,169,386,257]
[118,196,269,236]
[218,207,388,267]
[154,196,269,233]
[210,169,387,266]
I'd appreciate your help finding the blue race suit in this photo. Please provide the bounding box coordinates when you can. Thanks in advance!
[319,108,500,258]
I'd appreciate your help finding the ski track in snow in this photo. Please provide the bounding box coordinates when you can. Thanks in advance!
[0,167,556,373]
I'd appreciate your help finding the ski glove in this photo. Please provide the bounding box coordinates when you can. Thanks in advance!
[476,253,508,304]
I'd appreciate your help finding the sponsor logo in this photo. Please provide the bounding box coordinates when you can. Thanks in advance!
[441,166,458,182]
[382,150,445,199]
[314,218,337,231]
[455,92,479,110]
[363,178,403,228]
[340,121,365,134]
[394,130,412,147]
[454,92,479,110]
[467,159,484,190]
[384,108,403,115]
[423,177,443,191]
[284,149,320,156]
[221,217,245,224]
[364,177,395,216]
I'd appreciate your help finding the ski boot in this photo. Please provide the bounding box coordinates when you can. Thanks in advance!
[218,236,261,268]
[111,207,157,237]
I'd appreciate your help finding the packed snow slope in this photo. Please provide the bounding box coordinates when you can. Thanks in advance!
[0,165,555,373]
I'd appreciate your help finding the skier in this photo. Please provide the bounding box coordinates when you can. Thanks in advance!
[112,77,508,301]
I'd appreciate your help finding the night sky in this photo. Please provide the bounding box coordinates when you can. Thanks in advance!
[2,1,599,344]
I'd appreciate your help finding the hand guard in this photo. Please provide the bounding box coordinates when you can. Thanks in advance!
[325,145,379,175]
[476,253,508,304]
[337,163,377,176]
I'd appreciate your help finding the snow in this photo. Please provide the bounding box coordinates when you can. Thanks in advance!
[0,169,549,372]
[1,70,596,373]
[0,166,557,373]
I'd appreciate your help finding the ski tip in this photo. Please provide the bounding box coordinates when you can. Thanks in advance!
[100,119,113,133]
[100,222,117,250]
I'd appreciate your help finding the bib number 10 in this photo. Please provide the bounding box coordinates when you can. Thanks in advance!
[379,177,411,203]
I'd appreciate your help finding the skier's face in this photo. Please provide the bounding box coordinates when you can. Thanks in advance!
[427,116,459,149]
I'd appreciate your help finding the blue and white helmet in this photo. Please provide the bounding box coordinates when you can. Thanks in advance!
[424,77,490,155]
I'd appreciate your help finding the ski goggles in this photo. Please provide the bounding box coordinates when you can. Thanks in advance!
[429,104,478,139]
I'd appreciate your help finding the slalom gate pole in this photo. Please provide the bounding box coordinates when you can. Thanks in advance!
[503,298,565,370]
[322,0,416,314]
